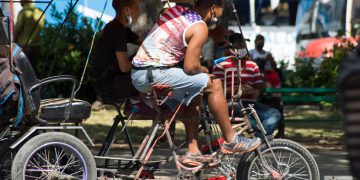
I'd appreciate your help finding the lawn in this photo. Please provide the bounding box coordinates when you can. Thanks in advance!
[82,105,344,150]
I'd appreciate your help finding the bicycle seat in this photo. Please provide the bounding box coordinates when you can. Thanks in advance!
[39,98,91,123]
[151,83,173,97]
[101,96,126,106]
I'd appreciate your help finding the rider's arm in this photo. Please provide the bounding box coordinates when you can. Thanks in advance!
[183,23,209,75]
[127,27,143,46]
[116,51,132,73]
[241,83,263,99]
[115,28,140,73]
[133,36,144,46]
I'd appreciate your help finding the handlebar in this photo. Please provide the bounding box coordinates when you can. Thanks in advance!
[213,56,239,65]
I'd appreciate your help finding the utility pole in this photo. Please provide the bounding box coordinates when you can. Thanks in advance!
[249,0,256,27]
[346,0,353,36]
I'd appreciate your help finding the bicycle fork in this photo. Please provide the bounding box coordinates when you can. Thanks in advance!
[249,105,283,179]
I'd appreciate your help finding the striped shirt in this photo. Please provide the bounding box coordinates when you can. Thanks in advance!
[212,59,263,99]
[132,6,205,67]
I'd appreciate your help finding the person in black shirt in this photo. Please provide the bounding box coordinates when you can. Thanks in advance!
[93,0,152,113]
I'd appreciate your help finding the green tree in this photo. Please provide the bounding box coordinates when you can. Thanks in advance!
[39,4,100,101]
[282,39,356,88]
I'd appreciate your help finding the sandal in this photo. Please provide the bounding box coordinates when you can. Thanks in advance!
[179,152,215,167]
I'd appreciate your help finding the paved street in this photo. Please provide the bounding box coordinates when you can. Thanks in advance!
[93,145,355,179]
[311,149,354,180]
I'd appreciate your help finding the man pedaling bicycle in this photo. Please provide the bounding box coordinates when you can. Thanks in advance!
[131,0,261,165]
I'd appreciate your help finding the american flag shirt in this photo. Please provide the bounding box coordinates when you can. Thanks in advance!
[132,6,205,67]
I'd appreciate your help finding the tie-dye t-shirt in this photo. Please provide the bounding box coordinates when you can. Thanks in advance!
[132,6,205,67]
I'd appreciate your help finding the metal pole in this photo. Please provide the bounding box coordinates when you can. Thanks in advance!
[249,0,256,27]
[346,0,353,36]
[9,0,13,66]
[231,0,251,56]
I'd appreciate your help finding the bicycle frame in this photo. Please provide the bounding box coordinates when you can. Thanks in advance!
[220,53,284,177]
[94,70,225,179]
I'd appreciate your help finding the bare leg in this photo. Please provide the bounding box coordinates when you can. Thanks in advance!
[180,96,201,154]
[204,75,235,143]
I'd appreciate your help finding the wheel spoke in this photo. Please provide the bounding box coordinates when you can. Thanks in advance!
[68,168,84,178]
[24,144,85,179]
[25,174,46,179]
[285,174,309,180]
[35,150,52,168]
[248,147,312,179]
[59,154,75,177]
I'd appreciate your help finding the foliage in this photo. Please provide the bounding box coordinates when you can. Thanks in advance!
[281,39,357,88]
[38,4,102,101]
[36,1,163,101]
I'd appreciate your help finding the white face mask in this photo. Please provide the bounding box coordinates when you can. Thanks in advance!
[237,48,248,58]
[126,8,133,26]
[207,17,217,30]
[126,15,133,26]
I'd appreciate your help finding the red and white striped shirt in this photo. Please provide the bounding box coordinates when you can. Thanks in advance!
[212,59,263,99]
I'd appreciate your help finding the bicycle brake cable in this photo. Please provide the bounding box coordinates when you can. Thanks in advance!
[74,0,108,96]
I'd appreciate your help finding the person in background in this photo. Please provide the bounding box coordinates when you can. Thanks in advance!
[212,33,281,137]
[92,0,154,116]
[210,25,230,59]
[15,0,44,71]
[201,37,215,72]
[249,34,281,89]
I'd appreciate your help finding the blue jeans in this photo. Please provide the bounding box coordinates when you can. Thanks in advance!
[231,100,281,137]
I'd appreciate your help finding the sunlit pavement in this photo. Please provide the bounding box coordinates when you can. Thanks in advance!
[310,149,354,180]
[92,147,355,179]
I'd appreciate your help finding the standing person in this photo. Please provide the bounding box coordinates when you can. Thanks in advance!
[15,0,44,70]
[132,0,261,164]
[92,0,154,115]
[212,33,281,137]
[249,34,281,88]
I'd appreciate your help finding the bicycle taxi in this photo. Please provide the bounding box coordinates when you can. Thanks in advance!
[0,0,320,179]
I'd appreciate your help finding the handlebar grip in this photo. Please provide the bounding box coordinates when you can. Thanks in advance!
[214,57,228,64]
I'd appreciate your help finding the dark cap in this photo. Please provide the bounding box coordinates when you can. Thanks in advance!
[229,33,250,44]
[255,34,265,41]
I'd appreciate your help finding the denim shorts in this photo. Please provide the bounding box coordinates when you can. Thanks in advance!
[131,67,209,110]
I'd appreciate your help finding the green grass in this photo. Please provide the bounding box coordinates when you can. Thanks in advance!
[282,105,344,148]
[82,106,344,149]
[83,108,187,144]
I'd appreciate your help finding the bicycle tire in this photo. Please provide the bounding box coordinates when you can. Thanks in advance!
[0,136,19,180]
[237,139,320,180]
[11,132,96,180]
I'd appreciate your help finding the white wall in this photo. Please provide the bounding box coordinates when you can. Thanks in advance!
[0,2,22,23]
[229,25,297,69]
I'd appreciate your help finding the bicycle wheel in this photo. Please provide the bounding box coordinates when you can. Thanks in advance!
[217,154,241,179]
[0,139,15,180]
[11,132,96,180]
[238,139,320,180]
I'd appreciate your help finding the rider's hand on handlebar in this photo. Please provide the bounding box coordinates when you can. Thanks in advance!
[200,65,209,73]
[227,55,240,64]
[242,84,260,99]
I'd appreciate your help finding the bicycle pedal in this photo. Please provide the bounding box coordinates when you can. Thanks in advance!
[204,160,221,168]
[261,135,274,142]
